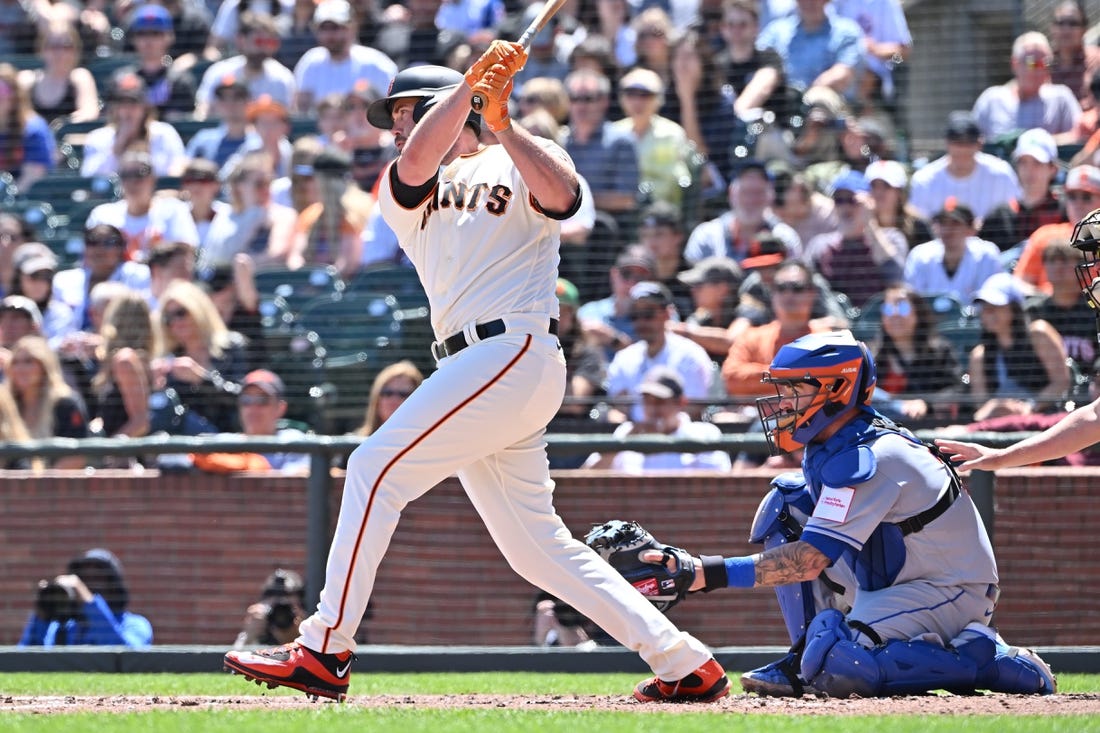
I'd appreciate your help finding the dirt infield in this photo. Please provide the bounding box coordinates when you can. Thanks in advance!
[5,693,1100,715]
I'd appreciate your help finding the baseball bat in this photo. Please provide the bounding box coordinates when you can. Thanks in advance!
[470,0,569,112]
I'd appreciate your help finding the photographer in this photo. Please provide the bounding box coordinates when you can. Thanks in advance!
[19,549,153,647]
[233,569,307,649]
[532,592,614,649]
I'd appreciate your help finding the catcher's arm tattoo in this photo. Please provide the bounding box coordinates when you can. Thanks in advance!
[753,541,832,587]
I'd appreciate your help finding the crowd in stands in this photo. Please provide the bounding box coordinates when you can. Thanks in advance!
[1,0,1099,471]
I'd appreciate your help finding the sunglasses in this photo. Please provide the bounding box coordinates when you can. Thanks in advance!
[1053,18,1084,28]
[1067,191,1099,202]
[832,194,858,206]
[629,308,662,322]
[568,93,603,103]
[119,168,152,181]
[622,88,657,98]
[379,388,413,399]
[773,281,811,294]
[25,270,53,282]
[85,236,125,248]
[881,300,912,317]
[182,175,218,185]
[239,394,275,406]
[163,307,189,324]
[1018,53,1051,70]
[45,41,76,50]
[638,28,666,38]
[619,267,649,281]
[723,18,751,28]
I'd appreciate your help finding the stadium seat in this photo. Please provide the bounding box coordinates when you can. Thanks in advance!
[289,116,320,141]
[850,292,883,343]
[85,54,139,89]
[51,117,106,146]
[253,264,346,315]
[345,264,429,308]
[21,174,120,207]
[937,319,982,365]
[6,54,43,70]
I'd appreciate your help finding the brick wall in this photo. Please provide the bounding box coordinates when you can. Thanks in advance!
[0,468,1094,648]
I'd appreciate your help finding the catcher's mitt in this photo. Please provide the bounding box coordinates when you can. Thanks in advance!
[584,519,696,612]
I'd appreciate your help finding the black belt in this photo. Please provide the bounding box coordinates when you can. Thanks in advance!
[435,318,558,359]
[896,482,961,536]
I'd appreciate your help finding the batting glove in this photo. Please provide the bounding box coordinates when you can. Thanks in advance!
[472,64,515,133]
[464,41,528,90]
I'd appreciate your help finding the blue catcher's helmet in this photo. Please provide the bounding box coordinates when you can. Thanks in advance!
[756,331,876,454]
[366,65,482,136]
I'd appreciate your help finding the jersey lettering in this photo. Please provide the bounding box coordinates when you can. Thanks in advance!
[419,182,514,229]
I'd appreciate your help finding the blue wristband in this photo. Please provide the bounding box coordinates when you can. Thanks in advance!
[724,556,755,588]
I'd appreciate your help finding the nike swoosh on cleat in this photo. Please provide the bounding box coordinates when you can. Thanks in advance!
[335,661,352,678]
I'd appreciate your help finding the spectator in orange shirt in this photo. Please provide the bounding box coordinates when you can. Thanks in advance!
[721,260,828,398]
[1014,164,1100,291]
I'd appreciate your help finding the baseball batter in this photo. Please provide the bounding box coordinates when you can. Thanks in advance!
[663,331,1056,697]
[224,48,728,703]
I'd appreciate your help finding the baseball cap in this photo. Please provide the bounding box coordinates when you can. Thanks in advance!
[677,256,741,286]
[214,75,250,98]
[246,94,289,122]
[933,196,975,226]
[628,280,673,305]
[864,159,908,190]
[18,252,58,276]
[242,369,286,396]
[615,245,656,274]
[129,3,173,33]
[555,278,580,307]
[619,68,663,96]
[973,272,1024,307]
[182,158,220,183]
[638,365,684,400]
[639,200,683,231]
[12,242,57,273]
[0,295,43,328]
[107,71,147,103]
[730,158,772,182]
[945,110,981,142]
[314,0,352,25]
[349,78,380,106]
[740,232,788,269]
[829,170,869,195]
[1012,128,1058,164]
[1064,165,1100,194]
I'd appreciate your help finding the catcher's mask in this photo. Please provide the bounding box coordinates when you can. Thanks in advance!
[366,65,482,136]
[1071,206,1100,342]
[757,331,876,455]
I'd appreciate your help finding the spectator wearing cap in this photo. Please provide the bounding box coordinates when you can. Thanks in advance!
[18,21,100,124]
[978,128,1066,252]
[53,224,153,333]
[551,278,608,432]
[126,4,197,119]
[0,295,43,350]
[968,271,1070,420]
[903,198,1003,305]
[684,160,802,266]
[755,0,862,95]
[208,0,294,58]
[864,159,934,250]
[577,244,656,358]
[584,365,731,473]
[0,63,55,193]
[291,146,370,277]
[637,201,692,317]
[908,111,1022,222]
[972,31,1080,140]
[181,159,232,248]
[85,150,200,262]
[610,67,693,208]
[1025,237,1096,383]
[292,0,398,113]
[195,11,297,121]
[272,135,325,211]
[339,80,395,154]
[81,70,187,178]
[804,169,907,309]
[230,369,311,475]
[722,260,830,399]
[202,150,301,271]
[605,281,713,423]
[667,256,742,359]
[561,69,641,227]
[186,76,255,169]
[8,245,76,346]
[1014,164,1100,291]
[221,94,294,179]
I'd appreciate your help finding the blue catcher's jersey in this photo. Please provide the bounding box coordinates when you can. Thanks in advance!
[799,409,998,592]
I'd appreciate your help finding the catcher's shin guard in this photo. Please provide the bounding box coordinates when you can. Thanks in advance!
[954,623,1057,695]
[633,658,731,703]
[224,641,356,701]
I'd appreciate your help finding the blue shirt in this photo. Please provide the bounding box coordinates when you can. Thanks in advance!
[757,12,862,91]
[563,121,640,199]
[19,594,153,647]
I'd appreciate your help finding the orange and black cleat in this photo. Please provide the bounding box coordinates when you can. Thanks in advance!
[224,641,356,702]
[633,658,731,703]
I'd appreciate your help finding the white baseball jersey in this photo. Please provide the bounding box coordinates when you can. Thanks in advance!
[378,140,565,338]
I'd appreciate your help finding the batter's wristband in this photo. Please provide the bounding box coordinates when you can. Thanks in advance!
[699,555,728,592]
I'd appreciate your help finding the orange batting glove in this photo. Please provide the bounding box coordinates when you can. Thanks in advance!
[472,64,515,133]
[463,40,528,89]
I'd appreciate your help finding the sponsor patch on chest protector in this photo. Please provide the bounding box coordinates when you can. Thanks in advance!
[814,486,855,523]
[633,577,660,596]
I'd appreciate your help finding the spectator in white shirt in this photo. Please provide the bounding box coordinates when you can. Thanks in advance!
[903,198,1004,305]
[585,366,731,472]
[195,12,296,120]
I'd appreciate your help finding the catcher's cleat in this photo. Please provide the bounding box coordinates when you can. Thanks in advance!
[224,641,355,702]
[1013,647,1058,695]
[633,658,730,703]
[740,653,806,697]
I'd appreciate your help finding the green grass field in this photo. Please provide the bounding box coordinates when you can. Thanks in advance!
[1,673,1098,732]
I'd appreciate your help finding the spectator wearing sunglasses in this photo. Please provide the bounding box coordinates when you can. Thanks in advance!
[577,245,656,359]
[971,31,1080,140]
[1014,165,1100,291]
[8,245,77,347]
[1048,1,1100,107]
[53,224,152,332]
[233,370,310,475]
[353,360,424,437]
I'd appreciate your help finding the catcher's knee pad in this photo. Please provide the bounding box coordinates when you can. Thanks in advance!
[953,623,1056,694]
